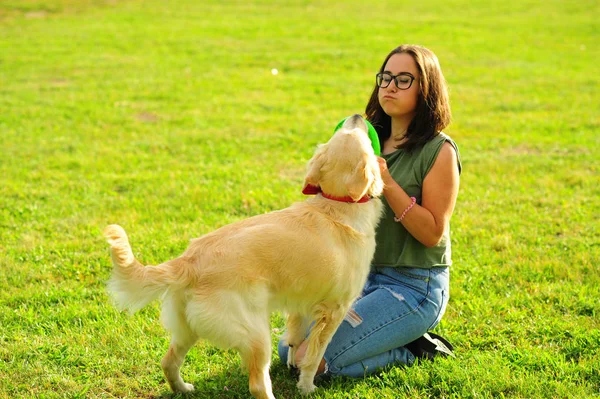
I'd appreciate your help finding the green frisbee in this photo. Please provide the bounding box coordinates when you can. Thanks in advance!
[334,116,381,156]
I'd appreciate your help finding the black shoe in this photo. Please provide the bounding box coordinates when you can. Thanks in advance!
[405,332,455,361]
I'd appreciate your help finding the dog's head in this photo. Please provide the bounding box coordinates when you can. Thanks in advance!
[303,115,384,201]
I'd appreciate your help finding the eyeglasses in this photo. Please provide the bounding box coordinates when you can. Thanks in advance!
[376,72,416,90]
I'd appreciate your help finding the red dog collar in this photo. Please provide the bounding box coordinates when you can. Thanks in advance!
[302,184,370,203]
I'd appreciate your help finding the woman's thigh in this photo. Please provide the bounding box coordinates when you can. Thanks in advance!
[323,266,449,371]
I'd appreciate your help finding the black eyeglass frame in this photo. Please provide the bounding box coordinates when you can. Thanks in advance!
[376,72,417,90]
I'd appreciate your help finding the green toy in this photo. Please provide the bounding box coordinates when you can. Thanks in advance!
[334,116,381,156]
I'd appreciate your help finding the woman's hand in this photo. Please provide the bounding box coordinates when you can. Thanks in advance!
[376,156,395,187]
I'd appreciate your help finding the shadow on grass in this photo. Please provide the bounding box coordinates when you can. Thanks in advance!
[149,358,361,399]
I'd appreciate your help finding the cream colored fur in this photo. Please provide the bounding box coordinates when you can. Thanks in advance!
[104,115,384,399]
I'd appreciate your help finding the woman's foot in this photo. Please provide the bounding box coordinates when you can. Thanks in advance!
[405,332,455,361]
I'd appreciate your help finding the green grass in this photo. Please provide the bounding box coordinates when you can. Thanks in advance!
[1,0,599,398]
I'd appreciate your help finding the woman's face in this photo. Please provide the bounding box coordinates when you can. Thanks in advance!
[378,52,420,119]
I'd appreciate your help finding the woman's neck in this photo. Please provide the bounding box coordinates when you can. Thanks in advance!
[390,114,414,143]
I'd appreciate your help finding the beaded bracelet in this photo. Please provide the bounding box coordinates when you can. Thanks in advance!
[394,196,416,222]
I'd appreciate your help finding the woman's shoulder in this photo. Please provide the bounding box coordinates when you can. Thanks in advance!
[429,132,457,147]
[423,132,458,154]
[420,132,461,175]
[433,132,461,174]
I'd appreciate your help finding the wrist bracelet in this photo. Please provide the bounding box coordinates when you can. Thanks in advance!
[394,196,416,222]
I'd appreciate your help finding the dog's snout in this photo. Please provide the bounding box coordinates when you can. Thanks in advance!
[348,114,362,125]
[342,114,367,133]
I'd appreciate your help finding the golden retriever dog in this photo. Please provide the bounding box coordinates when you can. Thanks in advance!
[103,114,384,399]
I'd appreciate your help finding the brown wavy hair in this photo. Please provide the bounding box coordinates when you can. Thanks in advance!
[365,44,451,152]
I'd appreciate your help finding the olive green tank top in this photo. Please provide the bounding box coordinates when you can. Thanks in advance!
[372,132,462,269]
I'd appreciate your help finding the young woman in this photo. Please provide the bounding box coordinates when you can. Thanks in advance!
[279,44,461,377]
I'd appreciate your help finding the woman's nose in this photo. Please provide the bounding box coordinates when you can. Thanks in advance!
[384,83,397,92]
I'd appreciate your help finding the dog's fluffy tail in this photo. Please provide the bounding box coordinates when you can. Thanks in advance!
[104,224,173,314]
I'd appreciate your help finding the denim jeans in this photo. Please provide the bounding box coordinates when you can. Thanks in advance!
[277,266,449,378]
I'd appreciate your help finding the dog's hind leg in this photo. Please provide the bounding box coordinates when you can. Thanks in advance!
[161,336,197,393]
[186,289,275,398]
[160,296,198,393]
[238,317,275,399]
[297,302,348,395]
[284,313,312,368]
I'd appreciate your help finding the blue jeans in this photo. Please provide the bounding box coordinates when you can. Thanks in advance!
[277,266,449,378]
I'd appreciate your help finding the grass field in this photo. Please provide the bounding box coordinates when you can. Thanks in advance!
[1,0,599,398]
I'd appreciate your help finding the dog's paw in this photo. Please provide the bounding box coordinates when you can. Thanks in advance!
[176,383,195,393]
[297,380,316,395]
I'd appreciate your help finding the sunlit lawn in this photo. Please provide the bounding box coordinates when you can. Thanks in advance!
[1,0,598,398]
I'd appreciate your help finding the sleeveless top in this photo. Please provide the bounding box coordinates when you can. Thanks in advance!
[372,132,462,269]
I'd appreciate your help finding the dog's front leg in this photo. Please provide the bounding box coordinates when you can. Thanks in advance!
[284,313,311,369]
[297,303,347,395]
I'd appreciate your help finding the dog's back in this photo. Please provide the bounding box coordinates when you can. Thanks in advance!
[176,197,382,311]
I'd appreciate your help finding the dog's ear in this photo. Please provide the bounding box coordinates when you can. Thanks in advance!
[345,155,371,202]
[303,144,327,188]
[366,155,384,198]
